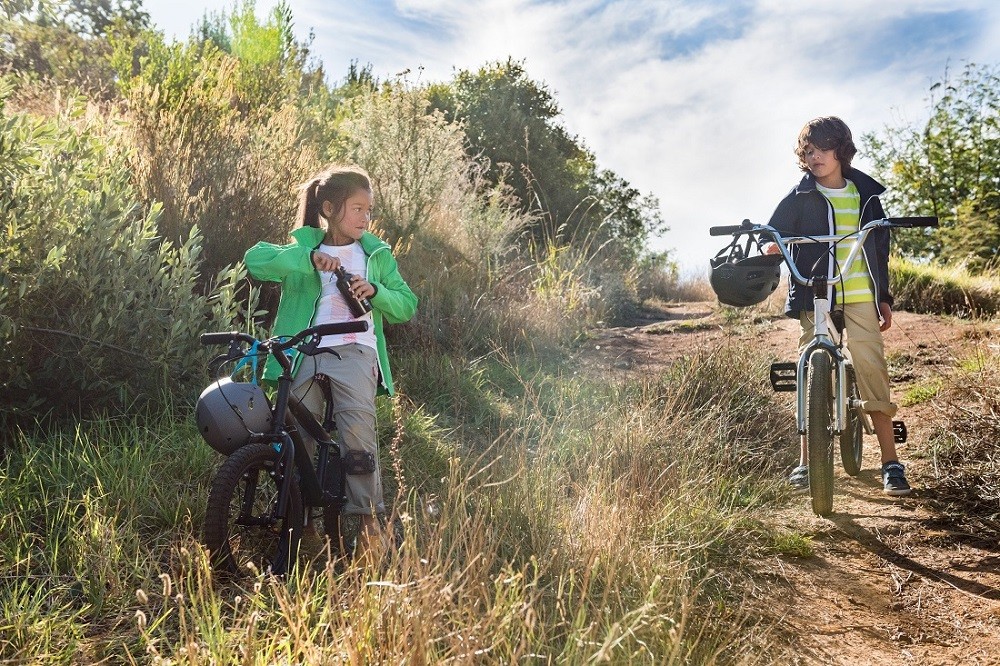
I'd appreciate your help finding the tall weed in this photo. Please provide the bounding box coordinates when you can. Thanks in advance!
[922,346,1000,534]
[113,37,321,278]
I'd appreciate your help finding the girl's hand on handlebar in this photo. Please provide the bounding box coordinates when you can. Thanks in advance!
[762,242,780,255]
[878,302,893,332]
[311,251,341,272]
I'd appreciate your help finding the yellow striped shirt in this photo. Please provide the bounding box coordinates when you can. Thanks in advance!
[817,180,874,304]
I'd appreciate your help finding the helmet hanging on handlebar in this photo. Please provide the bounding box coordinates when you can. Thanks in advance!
[709,235,783,307]
[196,377,273,455]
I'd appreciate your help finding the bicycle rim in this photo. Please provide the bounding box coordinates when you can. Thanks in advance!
[839,365,864,476]
[204,443,302,577]
[807,350,835,516]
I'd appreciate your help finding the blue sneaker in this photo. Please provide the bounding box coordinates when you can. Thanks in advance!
[882,461,912,496]
[788,465,809,491]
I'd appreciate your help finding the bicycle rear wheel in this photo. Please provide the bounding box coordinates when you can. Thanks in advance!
[839,364,864,477]
[807,350,835,516]
[204,442,303,577]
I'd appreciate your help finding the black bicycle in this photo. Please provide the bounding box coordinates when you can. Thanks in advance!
[198,320,368,576]
[710,216,938,515]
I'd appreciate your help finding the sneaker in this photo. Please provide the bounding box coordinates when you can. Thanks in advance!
[882,461,912,496]
[788,465,809,490]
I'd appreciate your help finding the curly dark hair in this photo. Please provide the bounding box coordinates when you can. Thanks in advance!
[795,116,857,173]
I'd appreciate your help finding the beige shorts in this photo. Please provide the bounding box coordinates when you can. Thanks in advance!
[798,302,898,418]
[290,343,383,515]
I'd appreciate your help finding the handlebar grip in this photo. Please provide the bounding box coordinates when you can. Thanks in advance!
[200,331,256,346]
[887,216,939,228]
[309,321,369,337]
[709,224,748,236]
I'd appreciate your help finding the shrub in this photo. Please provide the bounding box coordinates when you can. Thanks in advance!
[0,91,246,426]
[110,32,322,279]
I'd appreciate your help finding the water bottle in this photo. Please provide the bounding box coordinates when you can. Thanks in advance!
[333,267,373,318]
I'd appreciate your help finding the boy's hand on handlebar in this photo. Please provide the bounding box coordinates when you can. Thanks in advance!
[879,302,893,332]
[762,242,780,255]
[311,251,341,272]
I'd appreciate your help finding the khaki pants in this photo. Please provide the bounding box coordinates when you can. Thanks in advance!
[290,343,383,515]
[798,302,897,418]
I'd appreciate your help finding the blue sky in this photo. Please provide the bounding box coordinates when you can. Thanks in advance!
[143,0,1000,270]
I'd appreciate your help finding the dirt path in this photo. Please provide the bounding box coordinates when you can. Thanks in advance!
[581,301,1000,665]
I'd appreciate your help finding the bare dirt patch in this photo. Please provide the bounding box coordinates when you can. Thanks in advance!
[579,300,1000,664]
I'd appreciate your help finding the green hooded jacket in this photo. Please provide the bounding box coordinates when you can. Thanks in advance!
[244,227,417,395]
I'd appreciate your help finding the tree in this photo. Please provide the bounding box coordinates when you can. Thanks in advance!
[428,58,664,261]
[864,62,1000,262]
[0,0,148,94]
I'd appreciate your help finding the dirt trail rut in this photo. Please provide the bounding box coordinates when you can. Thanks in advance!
[581,301,1000,665]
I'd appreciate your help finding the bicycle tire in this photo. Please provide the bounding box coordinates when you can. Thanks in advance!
[839,364,864,476]
[203,443,303,577]
[807,350,835,516]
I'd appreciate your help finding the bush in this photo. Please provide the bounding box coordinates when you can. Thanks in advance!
[0,91,246,426]
[889,255,1000,317]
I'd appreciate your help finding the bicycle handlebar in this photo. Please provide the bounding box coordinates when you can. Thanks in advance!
[201,331,256,346]
[709,216,940,288]
[881,216,938,228]
[200,321,370,351]
[708,216,939,237]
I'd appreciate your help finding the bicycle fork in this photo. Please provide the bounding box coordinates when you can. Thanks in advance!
[795,291,847,436]
[795,346,847,436]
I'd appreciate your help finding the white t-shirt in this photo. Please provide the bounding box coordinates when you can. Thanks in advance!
[314,241,377,350]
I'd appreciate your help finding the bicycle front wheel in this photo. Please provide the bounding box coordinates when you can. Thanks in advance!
[839,364,864,477]
[204,443,303,577]
[807,350,835,516]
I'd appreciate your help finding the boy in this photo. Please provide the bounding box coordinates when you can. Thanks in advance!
[765,116,910,496]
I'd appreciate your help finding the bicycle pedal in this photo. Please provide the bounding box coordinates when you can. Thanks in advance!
[769,362,797,392]
[892,420,907,443]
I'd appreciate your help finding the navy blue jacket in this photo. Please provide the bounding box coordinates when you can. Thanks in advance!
[767,167,892,318]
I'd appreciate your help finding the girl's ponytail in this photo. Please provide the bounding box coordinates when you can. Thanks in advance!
[296,178,323,228]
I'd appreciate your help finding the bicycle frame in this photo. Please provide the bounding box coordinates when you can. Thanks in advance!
[767,224,878,437]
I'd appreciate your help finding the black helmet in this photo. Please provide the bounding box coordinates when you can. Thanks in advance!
[710,237,783,307]
[196,378,273,455]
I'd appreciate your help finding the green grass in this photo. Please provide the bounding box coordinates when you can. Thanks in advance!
[900,379,943,407]
[769,532,815,558]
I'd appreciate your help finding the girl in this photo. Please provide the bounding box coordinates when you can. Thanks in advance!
[244,164,418,561]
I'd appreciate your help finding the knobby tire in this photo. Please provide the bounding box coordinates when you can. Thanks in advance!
[807,350,835,516]
[203,442,303,577]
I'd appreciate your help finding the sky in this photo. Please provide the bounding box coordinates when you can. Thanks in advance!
[142,0,1000,271]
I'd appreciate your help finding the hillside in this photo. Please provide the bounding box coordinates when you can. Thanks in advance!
[578,301,1000,664]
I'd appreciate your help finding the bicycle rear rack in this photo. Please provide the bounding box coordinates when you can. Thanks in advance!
[769,362,797,392]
